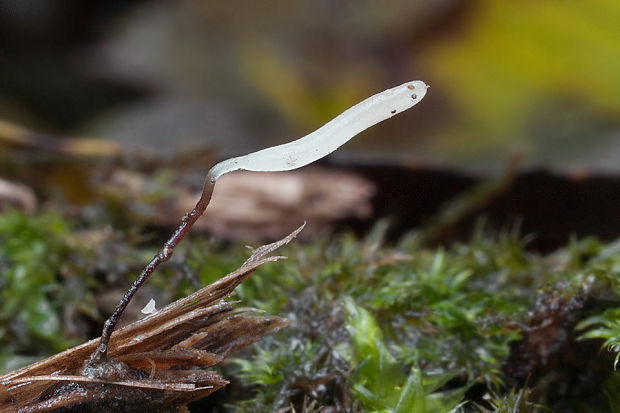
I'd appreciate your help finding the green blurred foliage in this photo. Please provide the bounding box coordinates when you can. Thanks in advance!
[578,308,620,370]
[0,210,97,371]
[604,373,620,413]
[473,388,539,413]
[423,0,620,160]
[574,238,620,376]
[238,40,383,130]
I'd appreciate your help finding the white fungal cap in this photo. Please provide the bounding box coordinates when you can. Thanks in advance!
[208,80,428,182]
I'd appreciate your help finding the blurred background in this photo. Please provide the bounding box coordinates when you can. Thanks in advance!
[1,0,619,171]
[3,2,620,409]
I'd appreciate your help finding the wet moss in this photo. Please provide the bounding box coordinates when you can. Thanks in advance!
[2,206,620,411]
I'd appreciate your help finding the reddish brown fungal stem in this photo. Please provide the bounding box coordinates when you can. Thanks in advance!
[88,180,216,364]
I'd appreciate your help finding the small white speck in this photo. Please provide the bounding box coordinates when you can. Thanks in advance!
[141,298,157,315]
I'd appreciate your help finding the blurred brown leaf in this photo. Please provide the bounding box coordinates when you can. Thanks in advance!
[0,178,36,213]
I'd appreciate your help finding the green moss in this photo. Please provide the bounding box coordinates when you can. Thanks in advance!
[0,210,96,371]
[473,388,539,413]
[216,225,620,412]
[343,297,468,413]
[3,205,620,411]
[578,308,620,370]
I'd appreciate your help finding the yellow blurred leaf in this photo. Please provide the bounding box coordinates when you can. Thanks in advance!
[422,0,620,156]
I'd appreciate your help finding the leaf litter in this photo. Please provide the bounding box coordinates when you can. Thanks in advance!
[0,225,303,412]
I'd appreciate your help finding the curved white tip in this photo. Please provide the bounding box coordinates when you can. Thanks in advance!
[208,80,429,181]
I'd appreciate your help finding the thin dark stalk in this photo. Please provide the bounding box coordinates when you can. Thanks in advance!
[88,180,215,364]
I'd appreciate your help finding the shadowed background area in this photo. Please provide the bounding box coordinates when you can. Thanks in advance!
[1,0,619,169]
[2,3,620,412]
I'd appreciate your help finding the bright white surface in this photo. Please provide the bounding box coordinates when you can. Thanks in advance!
[140,298,157,315]
[207,80,428,182]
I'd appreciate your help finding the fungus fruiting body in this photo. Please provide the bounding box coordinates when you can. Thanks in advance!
[208,80,428,181]
[89,80,429,364]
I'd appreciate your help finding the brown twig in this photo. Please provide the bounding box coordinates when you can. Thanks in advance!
[88,179,215,364]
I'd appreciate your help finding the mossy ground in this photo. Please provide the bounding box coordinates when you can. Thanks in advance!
[1,205,620,412]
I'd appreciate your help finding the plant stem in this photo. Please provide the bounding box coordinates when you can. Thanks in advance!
[88,179,215,364]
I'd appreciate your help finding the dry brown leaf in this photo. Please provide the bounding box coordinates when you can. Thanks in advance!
[0,225,303,412]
